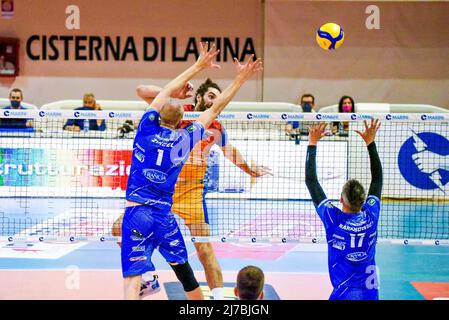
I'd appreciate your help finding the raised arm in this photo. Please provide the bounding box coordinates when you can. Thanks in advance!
[136,82,194,106]
[221,143,272,177]
[196,55,263,129]
[305,123,329,207]
[355,119,383,198]
[150,42,220,112]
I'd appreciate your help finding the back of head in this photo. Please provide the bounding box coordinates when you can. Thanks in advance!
[159,101,184,127]
[342,179,366,212]
[236,265,264,300]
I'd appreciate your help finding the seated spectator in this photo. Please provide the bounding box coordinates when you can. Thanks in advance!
[0,88,33,129]
[286,93,316,140]
[63,93,106,132]
[332,95,355,135]
[234,265,265,300]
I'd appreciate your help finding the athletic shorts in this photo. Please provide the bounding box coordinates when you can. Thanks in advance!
[330,286,379,300]
[121,205,188,277]
[171,182,209,226]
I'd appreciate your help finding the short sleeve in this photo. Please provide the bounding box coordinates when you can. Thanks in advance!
[182,121,205,150]
[362,195,381,222]
[316,199,338,230]
[210,123,228,147]
[137,108,160,134]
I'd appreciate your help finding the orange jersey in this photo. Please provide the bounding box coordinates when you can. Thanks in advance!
[178,104,227,181]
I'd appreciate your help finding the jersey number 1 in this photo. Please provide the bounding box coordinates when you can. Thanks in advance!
[156,149,164,166]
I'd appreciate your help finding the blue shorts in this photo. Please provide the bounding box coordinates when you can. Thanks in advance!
[121,205,188,277]
[330,286,379,300]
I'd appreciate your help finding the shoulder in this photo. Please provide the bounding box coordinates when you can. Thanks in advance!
[210,120,225,131]
[365,195,381,207]
[2,106,11,109]
[318,198,334,209]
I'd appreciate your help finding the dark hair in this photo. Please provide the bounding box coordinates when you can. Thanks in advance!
[9,88,23,99]
[338,95,355,113]
[300,93,315,105]
[342,179,366,212]
[236,265,264,300]
[194,78,221,105]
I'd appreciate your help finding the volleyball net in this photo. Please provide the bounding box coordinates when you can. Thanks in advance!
[0,110,448,245]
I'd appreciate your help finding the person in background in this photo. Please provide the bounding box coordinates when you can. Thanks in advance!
[286,93,316,136]
[332,95,355,135]
[63,93,106,131]
[0,88,33,128]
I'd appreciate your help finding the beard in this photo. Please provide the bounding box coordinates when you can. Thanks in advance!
[196,99,211,112]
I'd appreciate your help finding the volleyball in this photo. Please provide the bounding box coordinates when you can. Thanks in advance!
[316,22,345,50]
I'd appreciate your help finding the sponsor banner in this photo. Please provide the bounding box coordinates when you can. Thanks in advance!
[348,123,449,199]
[1,110,449,122]
[0,241,87,259]
[0,138,132,197]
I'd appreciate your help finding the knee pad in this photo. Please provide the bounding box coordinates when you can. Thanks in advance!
[170,262,199,292]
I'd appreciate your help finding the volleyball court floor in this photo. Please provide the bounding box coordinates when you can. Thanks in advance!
[0,198,448,300]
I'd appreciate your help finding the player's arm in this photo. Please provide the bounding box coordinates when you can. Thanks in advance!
[150,43,220,113]
[197,55,263,129]
[221,143,271,177]
[355,119,382,199]
[136,82,194,106]
[305,123,329,207]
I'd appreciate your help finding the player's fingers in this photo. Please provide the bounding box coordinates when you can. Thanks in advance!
[376,120,381,131]
[246,54,255,65]
[320,123,327,131]
[363,120,369,131]
[354,130,363,137]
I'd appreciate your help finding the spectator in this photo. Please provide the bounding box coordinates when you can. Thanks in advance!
[285,93,315,139]
[0,88,33,128]
[63,93,106,132]
[333,95,355,135]
[234,265,265,300]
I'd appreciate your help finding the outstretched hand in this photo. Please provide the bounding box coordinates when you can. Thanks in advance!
[233,55,263,79]
[172,81,194,100]
[195,42,221,70]
[308,123,330,145]
[354,118,381,146]
[250,165,273,178]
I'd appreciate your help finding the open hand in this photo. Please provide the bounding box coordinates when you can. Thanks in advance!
[354,118,381,146]
[195,42,221,70]
[173,81,194,99]
[249,165,273,178]
[308,123,330,145]
[233,55,263,79]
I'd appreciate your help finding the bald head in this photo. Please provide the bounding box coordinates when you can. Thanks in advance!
[160,102,184,127]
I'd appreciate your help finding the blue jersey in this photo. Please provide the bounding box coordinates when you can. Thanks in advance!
[316,195,380,290]
[126,109,205,211]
